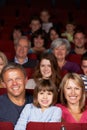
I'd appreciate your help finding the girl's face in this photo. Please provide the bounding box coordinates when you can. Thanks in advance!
[38,90,53,111]
[0,57,5,73]
[40,59,52,79]
[34,36,44,49]
[50,30,59,41]
[64,79,82,106]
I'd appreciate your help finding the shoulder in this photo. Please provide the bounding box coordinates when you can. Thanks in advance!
[56,104,67,111]
[50,106,62,112]
[26,79,36,89]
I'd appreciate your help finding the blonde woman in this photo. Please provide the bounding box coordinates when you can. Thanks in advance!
[0,51,8,88]
[56,73,87,123]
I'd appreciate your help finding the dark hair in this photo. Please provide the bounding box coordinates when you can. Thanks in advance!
[81,52,87,61]
[29,15,42,25]
[33,52,61,89]
[33,79,58,107]
[31,29,47,47]
[1,62,27,81]
[73,28,86,39]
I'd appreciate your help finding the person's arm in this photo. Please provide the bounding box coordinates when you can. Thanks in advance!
[14,104,32,130]
[50,107,62,122]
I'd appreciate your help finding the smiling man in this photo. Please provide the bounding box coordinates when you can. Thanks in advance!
[0,63,33,126]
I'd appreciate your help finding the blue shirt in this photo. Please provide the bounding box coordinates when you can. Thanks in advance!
[15,103,62,130]
[0,94,33,125]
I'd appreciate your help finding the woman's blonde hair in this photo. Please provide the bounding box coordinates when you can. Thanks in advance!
[59,73,86,111]
[0,51,8,67]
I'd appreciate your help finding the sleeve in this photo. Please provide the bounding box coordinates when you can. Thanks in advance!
[14,104,32,130]
[25,79,36,89]
[50,107,62,122]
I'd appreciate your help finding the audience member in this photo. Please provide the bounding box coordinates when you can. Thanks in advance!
[15,79,62,130]
[24,15,42,40]
[70,29,87,55]
[61,21,75,43]
[68,29,87,65]
[57,73,87,123]
[80,52,87,91]
[51,38,81,77]
[26,52,61,90]
[11,25,23,45]
[40,9,53,33]
[0,63,33,125]
[10,36,37,68]
[47,26,60,48]
[29,29,47,59]
[0,51,8,88]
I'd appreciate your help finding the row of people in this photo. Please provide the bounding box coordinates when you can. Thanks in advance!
[0,63,87,130]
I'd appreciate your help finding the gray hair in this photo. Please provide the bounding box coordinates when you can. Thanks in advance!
[16,35,31,48]
[51,38,71,54]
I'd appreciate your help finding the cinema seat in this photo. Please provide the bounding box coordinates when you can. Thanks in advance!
[0,122,14,130]
[26,122,87,130]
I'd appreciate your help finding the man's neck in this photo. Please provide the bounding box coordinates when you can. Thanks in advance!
[75,47,86,54]
[8,93,26,106]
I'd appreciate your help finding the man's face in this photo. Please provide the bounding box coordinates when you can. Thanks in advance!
[15,39,29,59]
[73,32,86,48]
[3,69,27,99]
[30,20,41,33]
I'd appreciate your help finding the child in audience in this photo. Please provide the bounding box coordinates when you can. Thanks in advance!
[15,79,62,130]
[81,52,87,91]
[57,73,87,123]
[40,9,53,33]
[61,21,75,43]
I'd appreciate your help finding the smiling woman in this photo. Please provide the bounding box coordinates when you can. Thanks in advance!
[26,52,61,90]
[56,73,87,123]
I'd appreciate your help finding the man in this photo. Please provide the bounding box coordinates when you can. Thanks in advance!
[10,36,37,78]
[68,29,87,66]
[0,63,33,125]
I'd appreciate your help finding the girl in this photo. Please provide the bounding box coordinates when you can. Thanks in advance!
[26,52,61,90]
[15,79,62,130]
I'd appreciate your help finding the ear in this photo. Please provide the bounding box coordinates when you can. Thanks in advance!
[1,81,6,88]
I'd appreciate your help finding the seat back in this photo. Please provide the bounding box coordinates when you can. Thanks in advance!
[0,122,14,130]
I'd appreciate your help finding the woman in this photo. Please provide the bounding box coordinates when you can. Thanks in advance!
[26,52,61,90]
[29,29,47,60]
[0,51,8,88]
[51,38,81,77]
[57,73,87,123]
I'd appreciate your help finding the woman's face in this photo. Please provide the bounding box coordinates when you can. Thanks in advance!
[53,45,67,60]
[34,36,44,49]
[64,79,82,106]
[40,59,52,79]
[50,30,59,41]
[0,57,5,73]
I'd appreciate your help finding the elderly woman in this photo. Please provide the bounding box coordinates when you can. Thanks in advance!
[57,73,87,123]
[51,38,81,77]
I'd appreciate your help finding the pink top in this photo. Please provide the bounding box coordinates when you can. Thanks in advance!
[56,104,87,123]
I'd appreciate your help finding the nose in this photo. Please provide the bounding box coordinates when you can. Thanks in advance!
[71,88,75,95]
[43,93,47,99]
[12,80,17,85]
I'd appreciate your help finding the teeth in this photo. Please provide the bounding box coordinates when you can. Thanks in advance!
[12,87,19,90]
